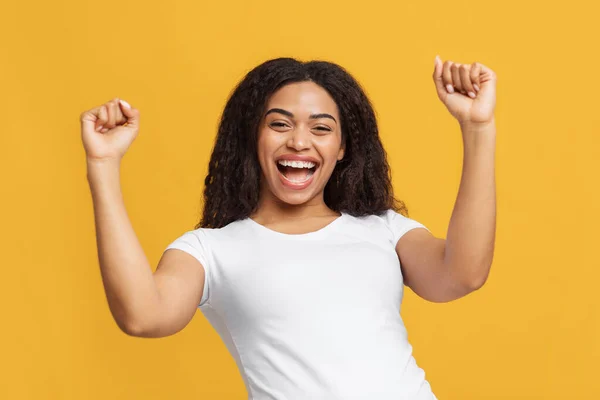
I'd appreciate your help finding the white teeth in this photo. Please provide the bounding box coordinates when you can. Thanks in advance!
[277,160,316,169]
[281,169,315,183]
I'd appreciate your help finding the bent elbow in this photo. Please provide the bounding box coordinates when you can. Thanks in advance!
[464,266,491,292]
[117,319,143,337]
[114,315,150,337]
[468,275,488,291]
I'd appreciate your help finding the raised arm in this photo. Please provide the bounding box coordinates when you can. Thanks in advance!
[82,98,204,337]
[397,120,496,302]
[395,56,497,303]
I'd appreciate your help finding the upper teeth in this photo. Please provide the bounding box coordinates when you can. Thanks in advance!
[278,160,316,168]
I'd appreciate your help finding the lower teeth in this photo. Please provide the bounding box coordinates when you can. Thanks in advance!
[282,170,314,183]
[285,175,310,183]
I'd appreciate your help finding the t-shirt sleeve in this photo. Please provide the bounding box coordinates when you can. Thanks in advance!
[382,209,430,246]
[163,229,210,307]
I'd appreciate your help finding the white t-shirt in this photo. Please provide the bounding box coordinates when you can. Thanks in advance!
[164,209,437,400]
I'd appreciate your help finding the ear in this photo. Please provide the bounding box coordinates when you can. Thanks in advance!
[337,145,345,161]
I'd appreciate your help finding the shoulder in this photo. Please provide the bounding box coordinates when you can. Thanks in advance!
[348,209,425,229]
[168,217,252,249]
[345,209,429,245]
[189,218,252,241]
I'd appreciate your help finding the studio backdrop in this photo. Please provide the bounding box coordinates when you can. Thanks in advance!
[0,0,598,399]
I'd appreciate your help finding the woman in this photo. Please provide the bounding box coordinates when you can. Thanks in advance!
[81,56,497,399]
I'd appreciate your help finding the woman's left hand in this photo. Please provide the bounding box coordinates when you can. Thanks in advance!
[432,55,497,126]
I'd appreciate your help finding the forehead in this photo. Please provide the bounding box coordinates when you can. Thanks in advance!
[266,81,338,116]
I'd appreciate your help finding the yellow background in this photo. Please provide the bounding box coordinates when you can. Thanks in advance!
[1,0,598,398]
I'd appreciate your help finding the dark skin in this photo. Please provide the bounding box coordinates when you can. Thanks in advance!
[82,55,496,339]
[250,54,498,303]
[250,81,345,234]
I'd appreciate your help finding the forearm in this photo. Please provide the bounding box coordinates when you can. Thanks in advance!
[444,119,497,289]
[87,159,160,334]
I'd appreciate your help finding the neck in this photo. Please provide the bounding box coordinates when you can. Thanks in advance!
[251,187,338,224]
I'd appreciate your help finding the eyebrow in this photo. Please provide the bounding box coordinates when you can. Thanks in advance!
[265,108,337,123]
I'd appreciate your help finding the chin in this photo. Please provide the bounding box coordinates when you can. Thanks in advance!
[272,188,320,206]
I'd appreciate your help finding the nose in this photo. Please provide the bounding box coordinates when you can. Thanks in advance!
[286,125,311,151]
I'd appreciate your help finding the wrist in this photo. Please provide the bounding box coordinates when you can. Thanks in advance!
[459,118,496,150]
[86,157,121,180]
[86,156,121,168]
[459,117,496,133]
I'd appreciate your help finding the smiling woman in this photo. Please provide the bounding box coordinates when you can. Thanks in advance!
[256,82,345,202]
[197,58,403,230]
[159,58,439,399]
[267,106,334,188]
[82,55,496,400]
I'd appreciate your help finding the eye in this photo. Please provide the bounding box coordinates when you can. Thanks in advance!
[269,122,289,129]
[312,125,332,134]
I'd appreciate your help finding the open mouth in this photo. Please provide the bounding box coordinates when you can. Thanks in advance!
[276,159,319,184]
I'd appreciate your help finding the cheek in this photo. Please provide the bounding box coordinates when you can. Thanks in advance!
[316,137,343,163]
[257,131,281,174]
[258,129,280,153]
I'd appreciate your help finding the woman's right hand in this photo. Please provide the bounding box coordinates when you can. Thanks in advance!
[80,97,140,163]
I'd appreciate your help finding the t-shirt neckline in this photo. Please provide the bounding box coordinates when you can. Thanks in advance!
[245,212,346,239]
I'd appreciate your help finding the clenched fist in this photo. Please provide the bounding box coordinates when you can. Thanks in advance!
[432,55,496,126]
[80,97,140,163]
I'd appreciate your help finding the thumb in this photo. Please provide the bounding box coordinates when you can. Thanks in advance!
[80,105,102,132]
[473,62,497,108]
[118,99,140,129]
[432,55,445,99]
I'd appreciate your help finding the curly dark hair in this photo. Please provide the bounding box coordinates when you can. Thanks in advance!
[196,57,409,229]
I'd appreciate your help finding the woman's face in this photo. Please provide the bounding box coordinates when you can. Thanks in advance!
[256,81,345,207]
